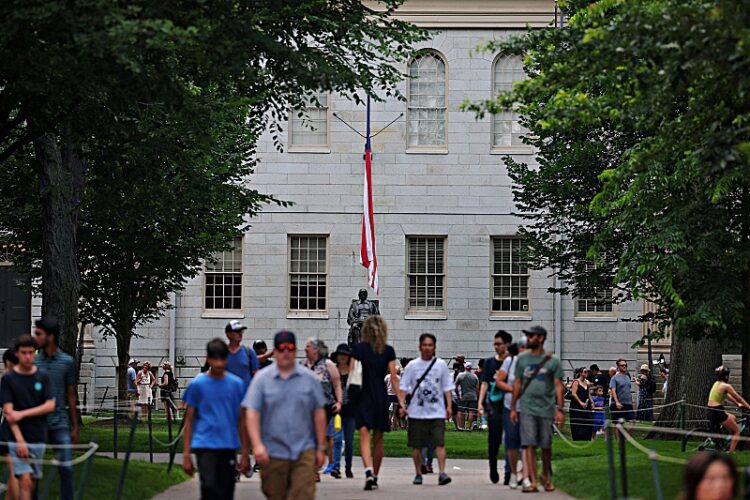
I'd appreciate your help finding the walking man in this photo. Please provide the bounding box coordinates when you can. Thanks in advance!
[610,358,636,424]
[182,339,249,499]
[244,330,327,500]
[126,358,138,414]
[1,335,56,500]
[34,318,78,500]
[510,326,564,493]
[399,333,453,486]
[477,330,513,483]
[455,362,478,431]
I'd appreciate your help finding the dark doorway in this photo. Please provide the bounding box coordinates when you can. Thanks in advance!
[0,267,31,348]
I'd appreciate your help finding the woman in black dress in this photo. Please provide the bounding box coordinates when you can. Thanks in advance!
[350,315,400,491]
[569,367,594,441]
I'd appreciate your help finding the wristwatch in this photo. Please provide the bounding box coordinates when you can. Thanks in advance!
[316,444,328,453]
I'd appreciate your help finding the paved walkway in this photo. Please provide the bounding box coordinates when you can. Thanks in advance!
[149,457,574,500]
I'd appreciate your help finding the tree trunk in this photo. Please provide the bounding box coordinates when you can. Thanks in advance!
[115,324,134,404]
[655,335,722,428]
[33,122,86,356]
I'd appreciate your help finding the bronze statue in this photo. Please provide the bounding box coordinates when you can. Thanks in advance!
[347,288,379,346]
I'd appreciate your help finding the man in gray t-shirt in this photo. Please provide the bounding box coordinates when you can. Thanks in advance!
[455,362,479,431]
[609,358,635,422]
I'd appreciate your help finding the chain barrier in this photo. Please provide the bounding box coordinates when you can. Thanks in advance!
[0,441,99,467]
[615,423,688,465]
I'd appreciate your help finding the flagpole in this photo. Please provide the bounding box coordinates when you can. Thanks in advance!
[366,95,371,149]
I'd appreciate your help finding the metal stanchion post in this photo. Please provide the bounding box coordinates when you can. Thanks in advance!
[75,444,97,500]
[113,395,119,459]
[649,451,664,500]
[167,415,186,473]
[148,405,154,463]
[618,419,628,499]
[116,408,139,500]
[167,407,173,447]
[605,408,617,500]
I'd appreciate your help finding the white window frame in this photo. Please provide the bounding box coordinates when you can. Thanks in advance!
[203,237,243,316]
[405,236,447,317]
[288,92,331,153]
[287,235,329,317]
[406,50,448,154]
[490,237,531,317]
[575,262,617,318]
[490,54,533,154]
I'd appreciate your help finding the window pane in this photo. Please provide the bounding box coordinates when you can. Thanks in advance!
[204,238,243,310]
[290,92,329,146]
[408,53,447,147]
[491,237,530,313]
[407,237,445,312]
[492,55,528,148]
[289,236,328,311]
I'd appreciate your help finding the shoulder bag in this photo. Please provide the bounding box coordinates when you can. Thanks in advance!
[519,353,552,398]
[405,357,438,408]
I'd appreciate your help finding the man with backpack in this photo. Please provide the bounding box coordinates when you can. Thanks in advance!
[476,330,513,484]
[510,326,564,493]
[225,320,260,479]
[399,333,453,487]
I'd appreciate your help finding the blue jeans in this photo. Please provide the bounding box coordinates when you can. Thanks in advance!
[342,416,356,470]
[326,418,343,470]
[48,427,74,500]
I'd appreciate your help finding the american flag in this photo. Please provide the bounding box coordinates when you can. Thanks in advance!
[360,122,379,293]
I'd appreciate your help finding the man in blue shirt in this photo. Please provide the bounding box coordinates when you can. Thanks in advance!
[244,330,326,499]
[225,321,259,387]
[34,317,78,500]
[182,338,249,499]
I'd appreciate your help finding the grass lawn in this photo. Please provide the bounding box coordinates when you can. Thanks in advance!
[80,416,750,499]
[3,455,188,499]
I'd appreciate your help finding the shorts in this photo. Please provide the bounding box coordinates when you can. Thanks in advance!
[707,405,729,430]
[460,400,478,411]
[407,419,445,449]
[503,407,522,450]
[127,391,138,401]
[520,413,553,449]
[388,394,399,404]
[610,404,635,422]
[8,442,45,479]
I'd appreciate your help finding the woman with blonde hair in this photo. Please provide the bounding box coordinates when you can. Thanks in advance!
[349,315,400,491]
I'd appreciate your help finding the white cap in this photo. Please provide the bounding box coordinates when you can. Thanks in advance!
[226,320,248,332]
[128,358,137,365]
[464,361,472,369]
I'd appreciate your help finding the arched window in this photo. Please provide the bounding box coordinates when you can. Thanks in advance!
[407,52,447,148]
[492,55,526,149]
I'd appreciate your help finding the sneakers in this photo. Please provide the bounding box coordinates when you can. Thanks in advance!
[503,471,510,485]
[345,468,354,478]
[420,463,428,474]
[323,464,334,474]
[438,472,452,486]
[331,468,341,479]
[364,470,377,490]
[522,477,532,489]
[413,475,423,485]
[425,464,434,474]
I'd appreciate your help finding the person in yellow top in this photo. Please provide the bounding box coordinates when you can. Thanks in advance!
[706,366,750,452]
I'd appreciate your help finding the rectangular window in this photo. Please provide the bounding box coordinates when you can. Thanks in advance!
[491,237,530,313]
[204,237,243,310]
[289,235,328,312]
[289,92,329,149]
[407,237,446,312]
[576,263,614,314]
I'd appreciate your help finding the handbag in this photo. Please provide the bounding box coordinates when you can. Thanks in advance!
[348,360,363,389]
[405,357,438,408]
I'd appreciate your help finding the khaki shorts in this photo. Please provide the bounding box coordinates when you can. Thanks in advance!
[407,418,445,449]
[520,412,553,449]
[261,449,316,500]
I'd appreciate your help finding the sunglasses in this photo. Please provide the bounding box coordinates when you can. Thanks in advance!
[276,343,295,352]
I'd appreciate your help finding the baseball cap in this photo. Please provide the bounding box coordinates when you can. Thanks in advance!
[464,361,472,369]
[128,358,137,365]
[225,320,248,333]
[274,330,296,348]
[516,337,528,347]
[522,325,548,338]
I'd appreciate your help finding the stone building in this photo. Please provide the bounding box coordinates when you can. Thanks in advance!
[5,1,648,399]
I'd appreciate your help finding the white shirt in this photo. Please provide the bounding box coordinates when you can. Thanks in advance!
[500,356,522,412]
[401,357,452,420]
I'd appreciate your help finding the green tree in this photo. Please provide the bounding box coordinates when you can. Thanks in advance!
[0,0,425,355]
[466,0,750,419]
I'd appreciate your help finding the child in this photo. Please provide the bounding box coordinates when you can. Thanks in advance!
[592,386,607,437]
[0,335,55,500]
[182,338,249,499]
